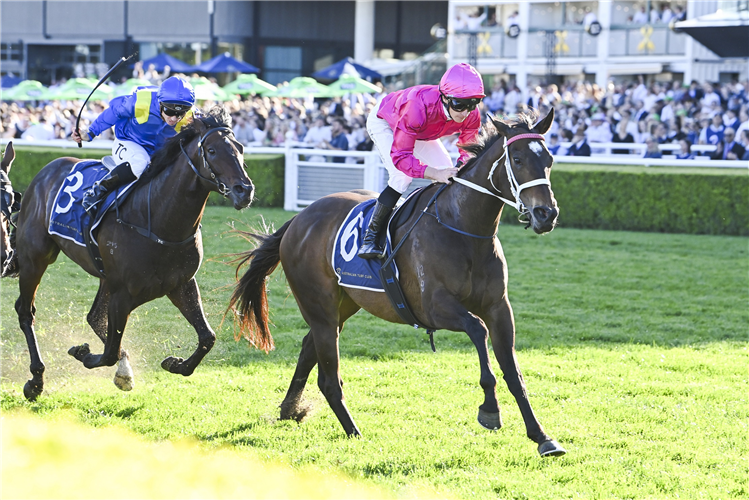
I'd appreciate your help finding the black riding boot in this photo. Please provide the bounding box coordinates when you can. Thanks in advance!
[82,162,135,212]
[358,201,393,260]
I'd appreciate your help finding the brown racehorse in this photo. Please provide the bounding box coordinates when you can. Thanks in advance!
[230,109,567,457]
[1,142,20,277]
[12,107,254,401]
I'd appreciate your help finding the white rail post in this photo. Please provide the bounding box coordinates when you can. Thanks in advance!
[283,143,299,211]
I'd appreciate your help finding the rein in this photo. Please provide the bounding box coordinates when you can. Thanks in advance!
[451,132,550,224]
[115,126,234,246]
[0,170,18,229]
[179,126,234,197]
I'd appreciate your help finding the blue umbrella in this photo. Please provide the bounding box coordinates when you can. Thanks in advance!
[196,52,259,74]
[137,53,197,73]
[312,57,381,82]
[1,75,24,88]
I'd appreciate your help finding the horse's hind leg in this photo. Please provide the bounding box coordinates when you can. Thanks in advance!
[160,278,215,376]
[281,294,359,424]
[280,331,318,422]
[87,282,133,391]
[488,297,566,457]
[15,232,60,401]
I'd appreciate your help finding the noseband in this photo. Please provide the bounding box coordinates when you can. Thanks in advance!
[179,126,236,197]
[452,132,551,220]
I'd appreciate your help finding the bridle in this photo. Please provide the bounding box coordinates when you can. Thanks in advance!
[452,132,551,222]
[179,126,237,197]
[115,125,242,248]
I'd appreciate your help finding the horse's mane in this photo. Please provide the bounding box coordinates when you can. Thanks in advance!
[458,109,540,174]
[140,106,232,182]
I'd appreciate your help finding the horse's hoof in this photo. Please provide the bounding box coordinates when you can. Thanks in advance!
[113,373,134,391]
[161,356,186,374]
[538,439,567,457]
[114,353,134,391]
[68,343,90,361]
[23,380,42,401]
[477,409,502,430]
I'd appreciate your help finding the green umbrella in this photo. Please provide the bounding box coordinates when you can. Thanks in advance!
[325,74,380,97]
[268,76,331,98]
[47,78,113,101]
[113,78,156,97]
[222,74,277,96]
[1,80,50,101]
[189,77,235,101]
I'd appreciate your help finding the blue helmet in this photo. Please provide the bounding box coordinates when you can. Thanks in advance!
[158,76,195,112]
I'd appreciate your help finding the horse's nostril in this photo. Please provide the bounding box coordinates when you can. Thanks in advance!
[533,206,557,223]
[233,183,254,200]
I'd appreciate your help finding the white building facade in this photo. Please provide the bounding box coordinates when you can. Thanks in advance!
[447,0,749,90]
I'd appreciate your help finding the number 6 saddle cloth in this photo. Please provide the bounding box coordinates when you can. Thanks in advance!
[48,159,136,246]
[332,188,423,292]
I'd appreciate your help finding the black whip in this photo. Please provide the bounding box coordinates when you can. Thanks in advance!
[75,52,137,148]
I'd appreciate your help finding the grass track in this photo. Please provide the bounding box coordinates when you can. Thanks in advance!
[1,207,747,499]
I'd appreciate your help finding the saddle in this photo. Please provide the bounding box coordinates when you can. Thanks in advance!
[48,159,137,276]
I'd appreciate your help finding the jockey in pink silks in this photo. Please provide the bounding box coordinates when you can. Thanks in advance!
[358,63,485,259]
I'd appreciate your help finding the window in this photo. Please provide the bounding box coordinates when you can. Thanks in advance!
[1,42,23,62]
[264,46,302,85]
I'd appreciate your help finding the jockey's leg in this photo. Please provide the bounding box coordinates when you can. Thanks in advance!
[82,139,149,212]
[357,186,399,259]
[82,162,135,212]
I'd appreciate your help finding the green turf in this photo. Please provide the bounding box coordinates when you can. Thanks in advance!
[1,207,747,499]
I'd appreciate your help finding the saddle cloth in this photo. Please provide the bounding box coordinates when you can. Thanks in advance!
[48,160,136,247]
[331,187,426,292]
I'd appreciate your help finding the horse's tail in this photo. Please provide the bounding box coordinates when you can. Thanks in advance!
[228,216,296,353]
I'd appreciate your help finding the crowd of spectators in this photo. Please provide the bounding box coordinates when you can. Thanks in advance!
[2,72,748,162]
[483,76,749,161]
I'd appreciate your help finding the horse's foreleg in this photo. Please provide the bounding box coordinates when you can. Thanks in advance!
[160,278,215,376]
[87,282,133,391]
[280,331,318,422]
[488,297,566,457]
[69,292,130,369]
[426,291,501,430]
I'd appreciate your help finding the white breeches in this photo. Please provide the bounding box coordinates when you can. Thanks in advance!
[111,139,150,178]
[366,99,453,193]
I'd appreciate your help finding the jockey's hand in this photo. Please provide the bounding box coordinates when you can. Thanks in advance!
[71,128,90,144]
[425,166,459,184]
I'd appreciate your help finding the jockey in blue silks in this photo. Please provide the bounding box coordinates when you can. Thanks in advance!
[72,76,196,211]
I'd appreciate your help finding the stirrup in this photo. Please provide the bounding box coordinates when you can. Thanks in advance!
[82,185,104,213]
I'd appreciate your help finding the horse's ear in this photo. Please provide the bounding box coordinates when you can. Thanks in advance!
[1,141,15,173]
[491,115,511,137]
[533,108,555,135]
[192,116,207,136]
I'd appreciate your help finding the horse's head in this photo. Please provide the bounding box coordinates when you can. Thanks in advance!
[184,108,255,210]
[489,109,559,234]
[1,142,19,276]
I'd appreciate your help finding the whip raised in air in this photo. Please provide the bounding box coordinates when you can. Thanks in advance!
[75,52,137,148]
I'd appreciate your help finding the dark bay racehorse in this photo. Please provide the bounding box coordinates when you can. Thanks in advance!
[13,107,254,401]
[1,142,20,277]
[230,109,567,456]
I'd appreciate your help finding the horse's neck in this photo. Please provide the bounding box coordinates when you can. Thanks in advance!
[131,155,209,240]
[442,154,507,236]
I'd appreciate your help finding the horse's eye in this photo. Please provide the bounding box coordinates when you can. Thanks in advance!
[208,148,216,155]
[513,157,522,166]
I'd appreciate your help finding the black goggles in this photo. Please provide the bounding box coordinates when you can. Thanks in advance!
[447,97,481,112]
[161,104,188,118]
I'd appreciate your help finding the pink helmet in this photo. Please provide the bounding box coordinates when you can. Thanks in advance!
[439,63,485,99]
